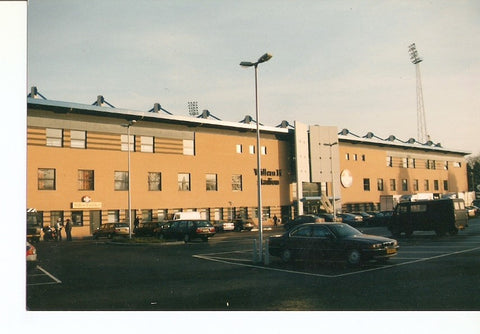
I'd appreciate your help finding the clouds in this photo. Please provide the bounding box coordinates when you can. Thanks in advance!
[27,0,480,154]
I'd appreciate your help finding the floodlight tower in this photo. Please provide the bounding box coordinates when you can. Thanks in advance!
[408,43,429,143]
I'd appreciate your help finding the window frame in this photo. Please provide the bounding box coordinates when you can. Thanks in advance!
[38,168,56,190]
[78,169,94,191]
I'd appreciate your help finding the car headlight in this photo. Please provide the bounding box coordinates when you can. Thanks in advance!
[370,243,383,249]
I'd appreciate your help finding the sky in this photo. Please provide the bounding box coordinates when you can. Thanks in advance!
[26,0,480,155]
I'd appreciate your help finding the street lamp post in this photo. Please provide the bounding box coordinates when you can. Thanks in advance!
[240,53,272,263]
[324,142,338,221]
[122,120,136,239]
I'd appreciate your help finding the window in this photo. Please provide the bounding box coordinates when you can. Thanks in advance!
[46,128,63,147]
[141,136,154,153]
[443,180,449,191]
[424,179,430,191]
[390,179,396,191]
[249,145,255,154]
[443,161,448,170]
[236,144,242,153]
[345,153,350,160]
[148,172,161,191]
[426,160,436,170]
[453,161,461,168]
[386,156,393,167]
[291,225,311,237]
[402,179,408,191]
[178,173,191,191]
[363,178,370,191]
[232,174,242,191]
[377,178,384,191]
[206,174,218,191]
[361,154,366,161]
[183,139,194,155]
[402,158,407,168]
[71,130,86,148]
[410,158,416,168]
[413,179,419,192]
[121,135,135,151]
[38,168,56,190]
[353,154,358,161]
[434,180,439,191]
[78,170,94,190]
[108,210,119,223]
[114,171,129,191]
[261,146,267,155]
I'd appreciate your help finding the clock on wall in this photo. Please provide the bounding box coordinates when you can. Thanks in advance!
[340,169,353,188]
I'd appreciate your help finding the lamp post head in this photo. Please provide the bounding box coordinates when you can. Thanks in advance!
[240,53,272,67]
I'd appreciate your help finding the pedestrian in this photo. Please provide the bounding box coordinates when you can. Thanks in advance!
[56,218,63,241]
[65,219,73,241]
[273,215,278,227]
[134,216,140,230]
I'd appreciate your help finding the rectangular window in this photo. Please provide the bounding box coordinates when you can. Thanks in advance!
[443,180,449,191]
[141,136,154,153]
[249,145,255,154]
[345,153,350,160]
[413,179,419,192]
[390,179,396,191]
[261,146,267,155]
[78,170,94,190]
[402,158,407,168]
[148,172,162,191]
[363,178,370,191]
[361,154,366,161]
[410,158,416,168]
[434,180,439,191]
[444,161,448,170]
[232,174,242,191]
[353,154,358,161]
[121,134,135,151]
[183,139,194,155]
[424,179,430,191]
[386,156,393,167]
[38,168,56,190]
[114,171,129,191]
[453,162,461,168]
[178,173,191,191]
[402,179,408,191]
[46,128,63,147]
[108,210,119,223]
[377,178,384,191]
[236,144,243,153]
[70,130,86,148]
[206,174,218,191]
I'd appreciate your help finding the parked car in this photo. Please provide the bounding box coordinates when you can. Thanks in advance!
[134,221,167,237]
[231,218,255,231]
[352,212,374,225]
[317,213,336,222]
[369,211,394,226]
[269,222,398,266]
[466,206,480,217]
[163,220,216,242]
[338,213,363,226]
[153,221,172,238]
[26,241,37,262]
[212,220,235,232]
[93,222,130,239]
[283,214,324,231]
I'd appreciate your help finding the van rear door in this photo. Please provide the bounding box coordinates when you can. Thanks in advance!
[453,199,468,230]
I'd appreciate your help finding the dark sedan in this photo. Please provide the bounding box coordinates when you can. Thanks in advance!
[269,223,398,266]
[283,214,324,231]
[134,221,168,237]
[163,220,216,242]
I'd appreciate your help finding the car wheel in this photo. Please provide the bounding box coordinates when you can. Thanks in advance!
[346,249,362,266]
[184,234,190,243]
[281,249,293,263]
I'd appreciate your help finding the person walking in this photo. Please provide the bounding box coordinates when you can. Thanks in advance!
[56,218,63,241]
[65,218,73,241]
[273,215,278,227]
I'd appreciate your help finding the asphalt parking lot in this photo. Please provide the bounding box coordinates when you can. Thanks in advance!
[26,218,480,311]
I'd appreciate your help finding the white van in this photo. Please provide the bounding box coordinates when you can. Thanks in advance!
[173,212,202,220]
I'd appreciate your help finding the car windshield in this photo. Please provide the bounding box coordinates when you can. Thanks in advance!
[328,224,362,238]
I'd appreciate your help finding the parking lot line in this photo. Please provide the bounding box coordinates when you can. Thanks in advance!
[27,265,62,286]
[193,245,480,279]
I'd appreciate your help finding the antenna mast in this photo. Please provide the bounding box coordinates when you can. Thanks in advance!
[408,43,429,143]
